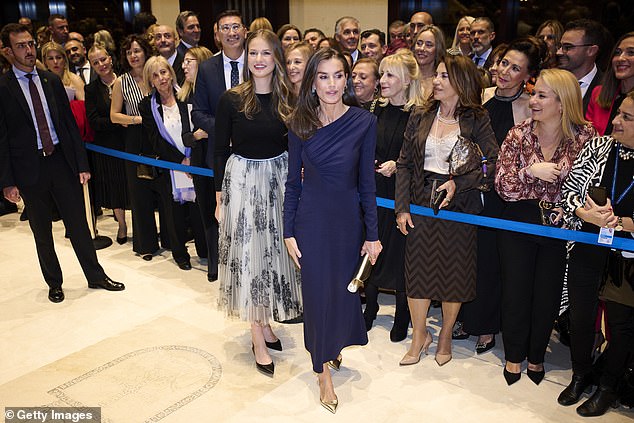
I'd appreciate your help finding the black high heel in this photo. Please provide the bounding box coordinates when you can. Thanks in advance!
[116,236,128,245]
[265,339,283,351]
[328,354,342,371]
[504,367,521,386]
[527,368,545,385]
[252,344,274,376]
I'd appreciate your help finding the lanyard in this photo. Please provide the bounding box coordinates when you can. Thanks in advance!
[611,144,634,205]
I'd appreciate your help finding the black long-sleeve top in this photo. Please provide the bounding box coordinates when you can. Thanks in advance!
[214,91,287,191]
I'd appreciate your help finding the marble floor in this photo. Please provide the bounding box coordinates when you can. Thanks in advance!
[0,206,631,422]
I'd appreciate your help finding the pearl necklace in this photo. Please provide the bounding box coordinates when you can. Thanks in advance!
[436,108,458,124]
[618,143,634,160]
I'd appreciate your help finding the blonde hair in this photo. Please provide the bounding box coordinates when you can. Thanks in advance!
[451,16,474,50]
[538,68,589,140]
[93,29,116,53]
[41,41,72,86]
[177,46,213,102]
[250,17,273,32]
[143,55,176,93]
[378,48,425,111]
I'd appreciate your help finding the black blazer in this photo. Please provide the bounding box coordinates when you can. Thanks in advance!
[172,50,186,88]
[0,68,88,189]
[71,64,98,84]
[84,79,124,150]
[138,91,194,165]
[191,54,227,169]
[583,68,603,115]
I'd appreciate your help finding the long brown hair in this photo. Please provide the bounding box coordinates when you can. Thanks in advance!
[231,29,294,121]
[422,54,484,117]
[287,47,357,140]
[597,32,634,109]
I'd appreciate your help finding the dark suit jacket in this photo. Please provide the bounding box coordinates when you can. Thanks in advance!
[84,79,124,150]
[172,50,186,88]
[71,64,98,84]
[583,67,603,115]
[0,68,89,189]
[191,54,227,169]
[138,91,193,166]
[176,42,189,57]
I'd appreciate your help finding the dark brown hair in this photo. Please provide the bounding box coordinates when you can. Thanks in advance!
[597,32,634,109]
[287,47,357,140]
[119,34,152,72]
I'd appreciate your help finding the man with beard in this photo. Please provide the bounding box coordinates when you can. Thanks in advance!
[0,23,124,302]
[470,17,496,68]
[152,24,185,86]
[65,38,95,84]
[334,16,361,64]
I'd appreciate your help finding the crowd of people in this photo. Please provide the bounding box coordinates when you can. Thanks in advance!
[0,7,633,418]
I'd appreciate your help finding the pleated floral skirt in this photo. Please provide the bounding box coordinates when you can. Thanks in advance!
[217,152,303,323]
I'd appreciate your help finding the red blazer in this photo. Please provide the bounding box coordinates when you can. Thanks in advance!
[585,85,617,136]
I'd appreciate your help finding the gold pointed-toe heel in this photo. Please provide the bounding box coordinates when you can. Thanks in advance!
[328,354,342,371]
[320,396,339,414]
[400,330,432,366]
[435,353,452,367]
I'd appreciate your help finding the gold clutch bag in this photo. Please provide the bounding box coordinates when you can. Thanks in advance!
[347,254,373,293]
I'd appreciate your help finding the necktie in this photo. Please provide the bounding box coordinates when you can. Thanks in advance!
[230,61,239,88]
[77,67,86,83]
[26,73,55,155]
[474,56,482,67]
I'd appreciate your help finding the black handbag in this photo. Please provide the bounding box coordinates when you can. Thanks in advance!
[603,250,634,289]
[136,154,159,180]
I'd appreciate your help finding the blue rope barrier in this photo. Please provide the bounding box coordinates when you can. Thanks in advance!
[87,143,634,252]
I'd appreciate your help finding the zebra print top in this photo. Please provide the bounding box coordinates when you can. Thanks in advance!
[561,136,615,233]
[120,72,145,116]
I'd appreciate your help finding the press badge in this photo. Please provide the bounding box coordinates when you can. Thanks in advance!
[598,227,614,245]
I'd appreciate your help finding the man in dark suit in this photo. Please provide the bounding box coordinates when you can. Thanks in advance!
[191,9,246,282]
[175,11,201,57]
[0,23,124,303]
[557,19,608,115]
[65,38,97,84]
[334,16,361,64]
[153,24,185,86]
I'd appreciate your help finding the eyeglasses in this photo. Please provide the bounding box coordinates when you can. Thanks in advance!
[557,43,594,53]
[183,58,197,65]
[219,24,243,33]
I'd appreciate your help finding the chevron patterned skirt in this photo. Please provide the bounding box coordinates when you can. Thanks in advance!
[404,173,477,302]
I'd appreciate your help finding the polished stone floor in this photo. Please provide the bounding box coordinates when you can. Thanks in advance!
[0,207,631,422]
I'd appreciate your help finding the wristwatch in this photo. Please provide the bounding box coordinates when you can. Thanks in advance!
[615,216,624,231]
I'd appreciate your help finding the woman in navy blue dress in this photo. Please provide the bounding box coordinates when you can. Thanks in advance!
[284,48,381,414]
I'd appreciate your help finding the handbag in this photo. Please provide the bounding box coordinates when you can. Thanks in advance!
[448,135,486,177]
[603,250,634,289]
[347,254,373,293]
[136,154,159,180]
[538,200,564,227]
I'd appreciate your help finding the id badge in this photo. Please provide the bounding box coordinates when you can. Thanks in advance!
[597,227,614,245]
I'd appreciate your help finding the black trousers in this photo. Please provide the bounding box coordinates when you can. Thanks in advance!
[567,243,608,376]
[154,171,190,264]
[192,174,218,278]
[124,160,160,255]
[602,300,634,389]
[499,201,566,364]
[19,151,106,287]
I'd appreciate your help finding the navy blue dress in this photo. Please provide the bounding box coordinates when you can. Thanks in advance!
[284,107,378,373]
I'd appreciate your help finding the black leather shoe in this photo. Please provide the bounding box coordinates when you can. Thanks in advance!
[558,374,593,406]
[265,339,283,351]
[88,276,125,291]
[504,368,521,386]
[452,321,470,340]
[475,335,496,354]
[390,316,410,342]
[207,273,218,282]
[48,287,64,303]
[177,260,192,270]
[576,386,618,417]
[363,303,379,331]
[142,254,153,261]
[527,368,545,385]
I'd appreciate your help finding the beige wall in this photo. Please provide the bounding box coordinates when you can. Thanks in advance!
[151,0,180,28]
[289,0,389,36]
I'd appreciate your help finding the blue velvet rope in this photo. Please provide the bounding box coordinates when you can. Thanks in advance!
[86,143,634,252]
